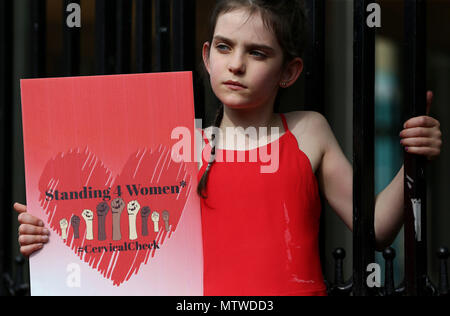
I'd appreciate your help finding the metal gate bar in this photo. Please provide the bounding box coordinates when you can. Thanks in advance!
[155,0,171,72]
[115,0,132,74]
[171,0,205,120]
[63,0,81,76]
[172,0,196,71]
[0,0,13,296]
[31,0,47,77]
[353,0,376,296]
[95,0,117,75]
[135,0,153,73]
[403,0,429,296]
[305,0,325,114]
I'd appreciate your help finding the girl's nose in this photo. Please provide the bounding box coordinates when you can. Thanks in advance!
[228,53,246,74]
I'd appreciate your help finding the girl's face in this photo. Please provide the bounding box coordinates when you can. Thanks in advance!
[203,9,298,111]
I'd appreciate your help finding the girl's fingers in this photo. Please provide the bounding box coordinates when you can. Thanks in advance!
[17,212,45,227]
[395,91,440,161]
[14,203,49,257]
[18,234,49,246]
[18,224,50,236]
[399,126,441,139]
[20,244,44,257]
[400,137,442,148]
[405,146,441,160]
[13,202,27,213]
[403,116,440,129]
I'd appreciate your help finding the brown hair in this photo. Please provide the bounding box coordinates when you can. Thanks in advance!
[197,0,308,199]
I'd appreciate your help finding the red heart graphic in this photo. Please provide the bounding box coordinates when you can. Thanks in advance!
[38,146,191,286]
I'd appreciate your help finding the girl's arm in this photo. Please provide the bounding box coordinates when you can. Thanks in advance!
[375,92,442,249]
[314,119,405,250]
[373,166,404,250]
[313,92,441,250]
[313,113,354,232]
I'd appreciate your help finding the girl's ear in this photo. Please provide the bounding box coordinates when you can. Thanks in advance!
[202,42,212,75]
[280,57,304,88]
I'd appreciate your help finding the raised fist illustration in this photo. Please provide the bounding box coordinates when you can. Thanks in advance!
[141,206,151,236]
[82,209,94,240]
[71,215,81,239]
[96,202,110,241]
[127,200,140,240]
[60,218,68,240]
[162,210,170,232]
[111,197,125,240]
[151,211,160,233]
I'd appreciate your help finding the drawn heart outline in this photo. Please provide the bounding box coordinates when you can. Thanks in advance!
[38,145,191,286]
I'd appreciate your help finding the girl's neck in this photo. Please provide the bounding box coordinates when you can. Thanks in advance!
[220,105,278,130]
[212,104,284,151]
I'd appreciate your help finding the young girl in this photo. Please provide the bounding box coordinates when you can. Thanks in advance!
[15,0,442,296]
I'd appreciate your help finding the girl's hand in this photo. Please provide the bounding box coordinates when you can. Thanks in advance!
[14,203,50,257]
[400,91,442,161]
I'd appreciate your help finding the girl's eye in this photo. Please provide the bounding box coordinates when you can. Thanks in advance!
[216,44,230,52]
[250,51,267,58]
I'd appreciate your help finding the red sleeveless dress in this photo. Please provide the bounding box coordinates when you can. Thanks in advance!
[198,113,327,296]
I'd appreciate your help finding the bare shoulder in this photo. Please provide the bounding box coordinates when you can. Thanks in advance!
[284,111,329,133]
[283,111,332,173]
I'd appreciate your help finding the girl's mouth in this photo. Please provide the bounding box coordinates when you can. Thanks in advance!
[224,80,247,90]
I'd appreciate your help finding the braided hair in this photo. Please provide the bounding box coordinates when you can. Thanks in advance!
[197,103,224,199]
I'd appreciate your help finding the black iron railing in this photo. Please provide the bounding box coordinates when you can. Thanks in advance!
[0,0,447,296]
[63,0,81,76]
[327,246,449,296]
[0,0,13,298]
[403,0,430,296]
[353,0,376,296]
